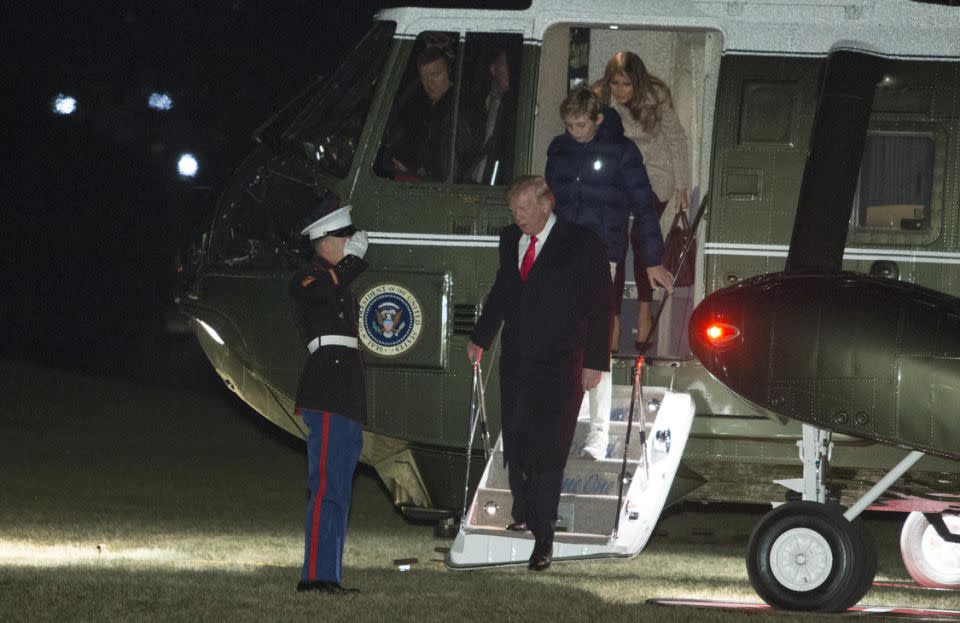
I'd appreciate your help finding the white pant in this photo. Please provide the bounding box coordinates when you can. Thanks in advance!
[579,365,612,458]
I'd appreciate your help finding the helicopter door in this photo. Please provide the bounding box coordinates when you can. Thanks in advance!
[529,25,721,357]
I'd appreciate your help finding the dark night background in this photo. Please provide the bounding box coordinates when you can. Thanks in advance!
[3,1,526,390]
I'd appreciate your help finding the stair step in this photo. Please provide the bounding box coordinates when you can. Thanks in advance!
[570,420,648,461]
[461,525,610,545]
[471,488,619,536]
[607,385,667,423]
[484,451,638,496]
[451,391,697,568]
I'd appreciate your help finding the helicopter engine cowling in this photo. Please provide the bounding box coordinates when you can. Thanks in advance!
[690,271,960,461]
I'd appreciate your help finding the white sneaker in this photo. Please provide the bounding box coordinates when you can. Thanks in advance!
[580,432,608,460]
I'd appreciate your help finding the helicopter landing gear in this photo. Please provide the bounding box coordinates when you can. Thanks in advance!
[752,424,926,611]
[900,511,960,589]
[747,501,876,611]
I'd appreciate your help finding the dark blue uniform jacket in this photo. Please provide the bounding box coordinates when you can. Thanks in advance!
[291,254,368,424]
[545,107,662,265]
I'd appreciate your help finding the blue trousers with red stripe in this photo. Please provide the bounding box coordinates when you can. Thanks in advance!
[300,409,363,584]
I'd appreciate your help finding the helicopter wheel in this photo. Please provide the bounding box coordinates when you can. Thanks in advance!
[900,511,960,589]
[746,501,876,611]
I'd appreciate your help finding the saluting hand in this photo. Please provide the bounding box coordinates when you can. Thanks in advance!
[582,368,602,392]
[344,230,369,259]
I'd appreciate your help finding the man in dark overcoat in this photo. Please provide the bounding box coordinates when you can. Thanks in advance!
[291,198,369,594]
[467,175,611,571]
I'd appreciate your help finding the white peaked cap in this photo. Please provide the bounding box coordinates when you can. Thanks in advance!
[301,205,353,240]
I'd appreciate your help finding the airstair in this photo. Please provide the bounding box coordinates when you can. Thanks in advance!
[447,368,695,568]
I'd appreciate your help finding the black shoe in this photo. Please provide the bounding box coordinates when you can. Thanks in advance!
[327,584,361,594]
[297,581,333,593]
[528,551,552,571]
[528,541,552,571]
[505,521,528,532]
[296,581,359,594]
[634,340,652,353]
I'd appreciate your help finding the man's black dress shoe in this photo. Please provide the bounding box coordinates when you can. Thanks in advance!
[296,581,360,594]
[634,340,652,353]
[327,584,361,594]
[505,521,528,532]
[528,551,552,571]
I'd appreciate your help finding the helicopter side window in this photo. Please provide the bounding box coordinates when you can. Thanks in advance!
[280,21,396,178]
[374,32,522,186]
[374,32,464,183]
[458,34,523,186]
[854,133,934,231]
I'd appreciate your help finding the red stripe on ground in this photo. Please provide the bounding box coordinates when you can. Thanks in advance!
[308,411,331,580]
[649,599,960,619]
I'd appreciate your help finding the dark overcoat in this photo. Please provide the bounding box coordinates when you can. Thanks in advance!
[291,254,368,424]
[470,217,611,470]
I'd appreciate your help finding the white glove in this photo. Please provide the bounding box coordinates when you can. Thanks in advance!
[343,230,369,259]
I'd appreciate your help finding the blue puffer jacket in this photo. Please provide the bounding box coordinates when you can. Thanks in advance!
[545,107,661,265]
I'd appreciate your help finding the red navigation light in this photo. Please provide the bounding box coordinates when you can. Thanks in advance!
[704,322,740,347]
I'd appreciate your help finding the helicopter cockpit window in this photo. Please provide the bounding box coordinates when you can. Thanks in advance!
[281,21,396,178]
[854,133,934,231]
[373,32,520,185]
[460,34,522,186]
[209,170,326,269]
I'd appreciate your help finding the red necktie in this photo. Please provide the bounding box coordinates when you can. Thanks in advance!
[519,235,538,281]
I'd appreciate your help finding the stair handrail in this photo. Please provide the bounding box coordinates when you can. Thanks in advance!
[461,360,487,522]
[614,355,646,538]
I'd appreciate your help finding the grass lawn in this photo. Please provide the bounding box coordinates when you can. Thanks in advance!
[1,360,957,622]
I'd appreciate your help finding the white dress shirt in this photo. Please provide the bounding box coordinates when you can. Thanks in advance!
[517,213,557,271]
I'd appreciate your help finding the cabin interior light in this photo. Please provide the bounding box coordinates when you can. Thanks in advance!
[593,159,602,171]
[609,24,619,29]
[197,319,224,345]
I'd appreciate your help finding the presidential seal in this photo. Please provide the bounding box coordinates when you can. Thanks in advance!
[359,284,423,356]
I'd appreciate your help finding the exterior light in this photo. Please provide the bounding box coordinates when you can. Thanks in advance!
[705,322,740,347]
[483,501,500,516]
[148,92,173,111]
[52,94,77,115]
[178,153,199,177]
[197,319,224,345]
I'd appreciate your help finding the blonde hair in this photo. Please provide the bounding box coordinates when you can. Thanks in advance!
[594,51,672,132]
[505,175,554,206]
[559,87,601,121]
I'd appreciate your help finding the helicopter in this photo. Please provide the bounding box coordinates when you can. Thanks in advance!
[176,0,960,609]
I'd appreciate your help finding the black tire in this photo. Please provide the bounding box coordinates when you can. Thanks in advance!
[746,501,877,612]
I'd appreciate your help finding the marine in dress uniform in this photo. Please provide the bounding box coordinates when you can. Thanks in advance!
[292,200,369,594]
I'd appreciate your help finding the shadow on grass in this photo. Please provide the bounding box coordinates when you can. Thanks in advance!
[0,563,848,623]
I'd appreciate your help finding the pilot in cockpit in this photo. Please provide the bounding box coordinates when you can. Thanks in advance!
[382,45,480,183]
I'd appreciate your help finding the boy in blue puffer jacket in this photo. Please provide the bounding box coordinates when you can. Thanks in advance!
[546,87,673,460]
